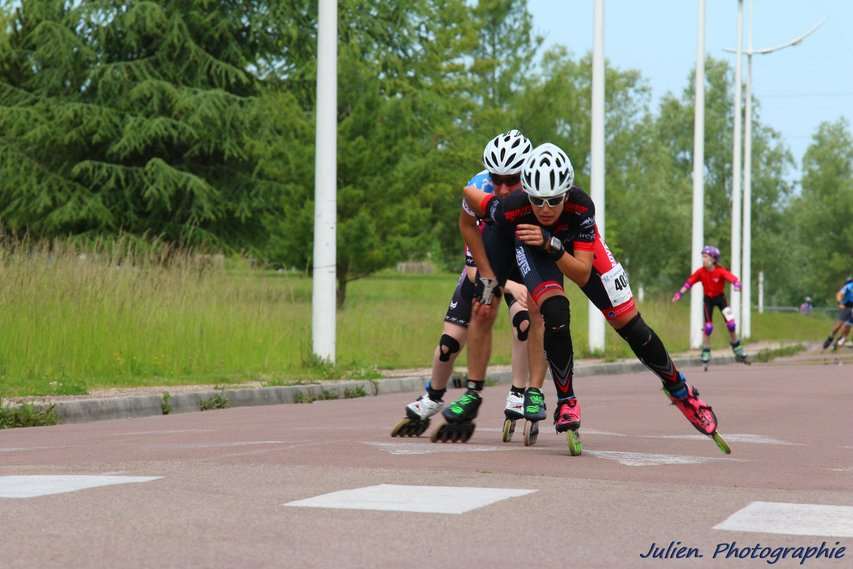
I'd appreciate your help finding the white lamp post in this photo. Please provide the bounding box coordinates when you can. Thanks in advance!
[729,0,744,339]
[589,0,606,353]
[689,0,706,349]
[725,6,822,338]
[312,0,338,362]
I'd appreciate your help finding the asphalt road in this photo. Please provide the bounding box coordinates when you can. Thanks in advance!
[1,357,851,569]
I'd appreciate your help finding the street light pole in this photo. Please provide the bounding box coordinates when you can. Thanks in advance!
[729,0,744,339]
[589,0,606,353]
[742,0,753,338]
[725,12,823,338]
[689,0,706,350]
[312,0,338,363]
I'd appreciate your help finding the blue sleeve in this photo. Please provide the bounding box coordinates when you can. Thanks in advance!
[463,170,494,217]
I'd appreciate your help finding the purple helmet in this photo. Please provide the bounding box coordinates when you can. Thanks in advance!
[701,245,720,262]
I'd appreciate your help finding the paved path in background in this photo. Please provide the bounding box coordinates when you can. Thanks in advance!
[0,357,851,568]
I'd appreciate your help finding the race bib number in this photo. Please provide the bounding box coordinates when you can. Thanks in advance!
[722,306,734,322]
[601,263,633,306]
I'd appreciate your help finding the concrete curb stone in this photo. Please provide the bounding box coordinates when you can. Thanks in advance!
[41,354,745,424]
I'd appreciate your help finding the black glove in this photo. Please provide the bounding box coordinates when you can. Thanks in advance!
[473,275,500,305]
[541,228,565,261]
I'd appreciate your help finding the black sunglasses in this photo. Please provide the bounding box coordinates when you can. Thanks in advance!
[528,194,565,208]
[491,174,521,186]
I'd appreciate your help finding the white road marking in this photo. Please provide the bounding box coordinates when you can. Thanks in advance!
[586,450,743,467]
[540,430,796,445]
[366,442,517,455]
[0,447,50,453]
[0,475,161,499]
[285,484,536,514]
[582,429,629,437]
[110,429,214,437]
[715,501,853,537]
[149,441,284,449]
[646,433,802,446]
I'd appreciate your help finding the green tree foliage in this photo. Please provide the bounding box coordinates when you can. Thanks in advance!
[646,57,794,294]
[0,0,283,245]
[262,0,509,305]
[513,48,674,285]
[1,0,846,308]
[787,119,853,304]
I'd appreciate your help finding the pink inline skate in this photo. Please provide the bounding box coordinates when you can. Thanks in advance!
[553,397,582,456]
[663,377,731,454]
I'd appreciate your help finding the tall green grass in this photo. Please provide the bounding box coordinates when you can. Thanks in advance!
[0,241,832,396]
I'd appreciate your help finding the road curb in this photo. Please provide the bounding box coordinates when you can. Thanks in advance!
[29,353,748,424]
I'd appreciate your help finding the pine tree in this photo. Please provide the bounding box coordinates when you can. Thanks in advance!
[0,0,283,246]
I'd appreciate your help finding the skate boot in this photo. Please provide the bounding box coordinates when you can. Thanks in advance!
[553,397,582,456]
[391,392,442,437]
[431,388,481,443]
[700,347,711,371]
[822,336,834,350]
[521,387,546,447]
[731,341,750,365]
[501,390,525,443]
[663,375,731,454]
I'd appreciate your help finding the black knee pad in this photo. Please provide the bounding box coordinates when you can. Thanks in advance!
[540,295,570,332]
[438,333,460,362]
[512,310,530,341]
[616,314,652,349]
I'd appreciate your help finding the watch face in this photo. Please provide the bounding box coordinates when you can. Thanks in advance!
[550,237,561,250]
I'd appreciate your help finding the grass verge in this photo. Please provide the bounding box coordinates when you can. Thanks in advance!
[0,241,833,396]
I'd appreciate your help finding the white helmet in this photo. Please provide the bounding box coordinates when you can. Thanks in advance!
[521,143,574,197]
[482,129,533,175]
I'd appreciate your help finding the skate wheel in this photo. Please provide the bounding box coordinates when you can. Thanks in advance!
[523,420,538,447]
[501,418,515,443]
[712,431,732,455]
[430,424,445,443]
[461,423,476,443]
[391,417,430,438]
[391,417,411,438]
[567,430,583,456]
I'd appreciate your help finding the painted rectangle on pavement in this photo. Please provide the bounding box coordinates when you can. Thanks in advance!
[0,475,161,499]
[715,501,853,537]
[286,484,536,515]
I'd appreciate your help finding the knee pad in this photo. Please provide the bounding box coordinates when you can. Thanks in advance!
[438,334,460,362]
[540,295,570,332]
[512,310,530,342]
[726,320,736,332]
[616,314,652,348]
[703,322,714,336]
